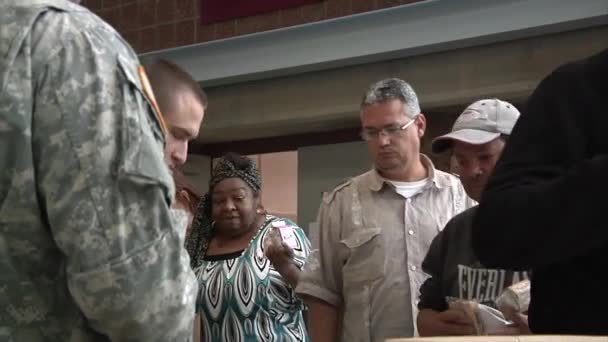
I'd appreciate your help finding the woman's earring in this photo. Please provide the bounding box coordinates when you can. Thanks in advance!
[256,208,265,215]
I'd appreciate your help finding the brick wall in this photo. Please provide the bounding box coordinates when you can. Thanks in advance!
[81,0,423,53]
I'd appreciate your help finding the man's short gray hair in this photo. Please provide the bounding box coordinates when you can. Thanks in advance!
[360,78,421,119]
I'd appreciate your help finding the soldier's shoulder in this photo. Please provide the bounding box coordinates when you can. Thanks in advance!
[22,1,134,60]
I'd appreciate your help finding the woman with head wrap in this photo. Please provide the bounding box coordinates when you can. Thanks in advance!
[186,152,310,342]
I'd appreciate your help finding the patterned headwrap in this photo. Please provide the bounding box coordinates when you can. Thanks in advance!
[185,153,262,269]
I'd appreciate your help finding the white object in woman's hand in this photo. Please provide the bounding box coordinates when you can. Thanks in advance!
[264,226,295,268]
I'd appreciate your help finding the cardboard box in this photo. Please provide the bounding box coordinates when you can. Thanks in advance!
[387,336,608,342]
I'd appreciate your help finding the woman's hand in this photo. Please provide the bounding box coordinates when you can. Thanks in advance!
[264,227,295,268]
[264,227,301,287]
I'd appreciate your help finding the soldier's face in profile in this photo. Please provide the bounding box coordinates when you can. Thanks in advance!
[164,90,205,168]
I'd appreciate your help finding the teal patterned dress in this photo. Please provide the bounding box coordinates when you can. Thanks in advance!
[195,215,311,342]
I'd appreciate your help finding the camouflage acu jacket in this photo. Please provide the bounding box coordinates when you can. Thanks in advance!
[0,1,197,341]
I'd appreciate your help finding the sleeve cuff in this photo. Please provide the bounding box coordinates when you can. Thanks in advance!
[295,282,341,307]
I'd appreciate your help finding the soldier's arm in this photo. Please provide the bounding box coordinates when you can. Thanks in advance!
[30,11,196,341]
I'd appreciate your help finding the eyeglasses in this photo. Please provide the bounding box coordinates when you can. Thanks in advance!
[360,115,419,141]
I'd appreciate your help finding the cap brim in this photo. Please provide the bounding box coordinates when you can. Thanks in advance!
[432,129,501,153]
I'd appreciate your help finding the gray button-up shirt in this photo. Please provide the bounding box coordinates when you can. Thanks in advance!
[297,155,475,342]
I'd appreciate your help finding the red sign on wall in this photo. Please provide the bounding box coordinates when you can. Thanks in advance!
[201,0,323,24]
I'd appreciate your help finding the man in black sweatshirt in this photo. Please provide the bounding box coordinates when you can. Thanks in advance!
[472,48,608,334]
[417,99,529,336]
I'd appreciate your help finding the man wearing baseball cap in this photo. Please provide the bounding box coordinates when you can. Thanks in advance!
[416,99,530,336]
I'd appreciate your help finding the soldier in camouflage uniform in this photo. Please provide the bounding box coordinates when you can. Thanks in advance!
[0,0,197,341]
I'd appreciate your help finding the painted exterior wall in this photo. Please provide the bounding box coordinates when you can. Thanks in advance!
[80,0,423,53]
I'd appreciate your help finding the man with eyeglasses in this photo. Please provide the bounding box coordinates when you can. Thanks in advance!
[296,78,475,342]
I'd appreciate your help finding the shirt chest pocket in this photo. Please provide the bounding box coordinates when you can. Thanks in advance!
[340,228,386,284]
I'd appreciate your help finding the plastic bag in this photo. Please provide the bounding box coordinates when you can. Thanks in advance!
[495,279,531,313]
[446,297,515,335]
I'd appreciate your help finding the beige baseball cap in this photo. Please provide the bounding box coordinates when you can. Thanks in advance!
[432,98,520,153]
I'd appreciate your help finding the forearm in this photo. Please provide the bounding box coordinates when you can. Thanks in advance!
[275,261,301,288]
[193,314,202,342]
[68,232,198,341]
[305,296,340,342]
[46,165,199,340]
[418,309,476,336]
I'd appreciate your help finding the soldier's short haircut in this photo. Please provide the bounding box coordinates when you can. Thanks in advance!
[144,59,208,116]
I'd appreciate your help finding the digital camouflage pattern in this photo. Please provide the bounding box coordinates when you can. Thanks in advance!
[0,0,197,341]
